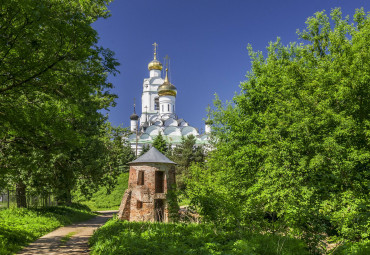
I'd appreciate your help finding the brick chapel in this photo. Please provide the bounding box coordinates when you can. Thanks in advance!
[117,147,177,222]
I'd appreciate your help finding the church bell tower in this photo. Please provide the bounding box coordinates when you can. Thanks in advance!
[140,43,164,126]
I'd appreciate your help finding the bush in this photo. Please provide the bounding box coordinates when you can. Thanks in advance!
[89,219,309,255]
[73,172,129,211]
[333,239,370,255]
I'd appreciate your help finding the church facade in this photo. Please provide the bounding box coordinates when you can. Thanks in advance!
[127,43,211,155]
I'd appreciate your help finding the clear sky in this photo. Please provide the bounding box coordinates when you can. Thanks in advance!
[93,0,370,131]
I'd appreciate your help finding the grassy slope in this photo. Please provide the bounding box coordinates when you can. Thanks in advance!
[0,204,95,255]
[89,219,310,255]
[73,172,129,211]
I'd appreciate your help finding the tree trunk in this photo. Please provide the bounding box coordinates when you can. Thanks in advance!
[56,189,72,206]
[16,182,27,208]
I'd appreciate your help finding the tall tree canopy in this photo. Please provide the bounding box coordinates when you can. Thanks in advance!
[187,8,370,251]
[0,0,122,206]
[170,135,205,190]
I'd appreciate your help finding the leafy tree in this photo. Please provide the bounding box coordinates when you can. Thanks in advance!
[170,135,205,190]
[0,0,120,206]
[152,133,168,154]
[121,139,136,172]
[187,8,370,252]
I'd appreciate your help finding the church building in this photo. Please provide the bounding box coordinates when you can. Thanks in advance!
[127,43,211,154]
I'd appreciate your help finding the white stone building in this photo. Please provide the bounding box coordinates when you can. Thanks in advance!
[127,43,211,155]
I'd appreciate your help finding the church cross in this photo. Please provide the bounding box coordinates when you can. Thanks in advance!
[164,55,170,69]
[152,42,158,59]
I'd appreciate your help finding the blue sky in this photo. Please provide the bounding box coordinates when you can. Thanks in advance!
[93,0,370,131]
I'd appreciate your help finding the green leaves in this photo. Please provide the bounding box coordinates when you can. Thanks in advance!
[186,8,370,251]
[0,0,124,206]
[89,220,309,255]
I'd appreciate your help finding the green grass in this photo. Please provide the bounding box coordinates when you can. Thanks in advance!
[0,204,95,255]
[73,172,129,211]
[89,219,310,255]
[60,231,77,245]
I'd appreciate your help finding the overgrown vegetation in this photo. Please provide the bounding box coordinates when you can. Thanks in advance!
[73,172,129,211]
[0,204,95,255]
[186,8,370,253]
[89,219,310,255]
[0,0,129,207]
[169,135,205,190]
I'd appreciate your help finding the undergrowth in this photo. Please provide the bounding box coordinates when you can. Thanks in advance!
[73,172,129,211]
[89,219,310,255]
[0,203,95,255]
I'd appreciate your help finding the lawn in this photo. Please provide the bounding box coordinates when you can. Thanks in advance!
[0,204,95,255]
[89,219,310,255]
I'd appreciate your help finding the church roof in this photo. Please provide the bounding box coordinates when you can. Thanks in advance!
[129,147,176,164]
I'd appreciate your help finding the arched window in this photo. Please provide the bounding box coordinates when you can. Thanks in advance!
[154,97,159,110]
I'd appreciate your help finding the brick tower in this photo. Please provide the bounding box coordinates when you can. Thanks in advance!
[117,147,177,222]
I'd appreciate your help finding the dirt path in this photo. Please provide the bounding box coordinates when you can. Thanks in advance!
[17,210,117,255]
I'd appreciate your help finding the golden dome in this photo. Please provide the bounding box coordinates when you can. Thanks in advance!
[148,42,163,70]
[158,68,177,97]
[148,58,163,71]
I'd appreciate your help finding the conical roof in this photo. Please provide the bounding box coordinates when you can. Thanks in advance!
[130,147,176,164]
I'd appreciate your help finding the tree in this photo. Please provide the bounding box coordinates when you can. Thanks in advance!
[187,8,370,252]
[152,133,168,154]
[0,0,120,206]
[171,135,205,190]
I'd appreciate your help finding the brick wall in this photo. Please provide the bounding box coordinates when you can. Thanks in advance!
[118,162,176,222]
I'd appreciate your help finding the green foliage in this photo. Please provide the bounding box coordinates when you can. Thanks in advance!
[89,220,309,255]
[60,231,77,245]
[152,133,168,154]
[0,204,95,254]
[334,239,370,255]
[186,8,370,252]
[120,130,136,172]
[0,0,125,206]
[170,135,205,190]
[73,173,129,211]
[166,189,180,222]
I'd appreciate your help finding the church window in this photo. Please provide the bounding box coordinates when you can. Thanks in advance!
[168,104,170,111]
[137,171,144,185]
[154,97,159,110]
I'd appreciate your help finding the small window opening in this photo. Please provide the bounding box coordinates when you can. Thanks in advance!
[137,200,143,209]
[168,104,170,111]
[155,171,164,193]
[173,105,175,112]
[154,97,159,110]
[162,105,164,112]
[137,171,144,185]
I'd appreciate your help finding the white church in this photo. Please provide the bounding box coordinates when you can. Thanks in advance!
[127,43,212,154]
